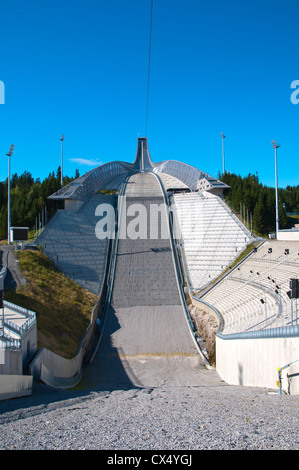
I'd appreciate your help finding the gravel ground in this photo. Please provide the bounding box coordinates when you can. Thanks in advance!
[0,380,298,451]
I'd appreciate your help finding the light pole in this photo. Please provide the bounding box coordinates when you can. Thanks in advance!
[60,135,65,189]
[221,132,226,174]
[272,140,280,239]
[6,144,15,245]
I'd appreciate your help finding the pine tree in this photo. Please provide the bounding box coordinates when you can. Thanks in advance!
[253,193,265,234]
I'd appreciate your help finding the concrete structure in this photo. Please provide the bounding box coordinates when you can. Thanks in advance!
[216,334,299,395]
[277,229,299,241]
[0,300,37,400]
[0,301,37,374]
[0,249,37,400]
[48,137,229,204]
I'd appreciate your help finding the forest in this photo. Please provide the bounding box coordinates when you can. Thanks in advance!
[0,169,298,240]
[0,167,79,240]
[219,172,299,235]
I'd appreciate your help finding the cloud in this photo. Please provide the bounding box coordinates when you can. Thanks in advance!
[69,158,102,167]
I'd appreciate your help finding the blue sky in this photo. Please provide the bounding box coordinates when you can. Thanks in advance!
[0,0,298,188]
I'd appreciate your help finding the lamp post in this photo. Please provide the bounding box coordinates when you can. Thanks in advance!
[60,135,65,189]
[220,132,226,174]
[6,145,15,245]
[272,140,280,239]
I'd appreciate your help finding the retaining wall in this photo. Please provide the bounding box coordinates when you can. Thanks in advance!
[0,374,33,401]
[189,289,299,395]
[216,335,299,395]
[28,287,105,388]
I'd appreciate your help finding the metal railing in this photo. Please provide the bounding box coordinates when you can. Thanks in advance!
[153,173,211,367]
[1,300,36,350]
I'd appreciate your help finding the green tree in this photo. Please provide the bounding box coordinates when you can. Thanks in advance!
[253,193,265,234]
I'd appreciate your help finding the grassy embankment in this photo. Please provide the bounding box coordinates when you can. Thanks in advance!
[5,249,97,359]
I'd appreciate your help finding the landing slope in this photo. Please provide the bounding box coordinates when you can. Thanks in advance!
[82,173,221,389]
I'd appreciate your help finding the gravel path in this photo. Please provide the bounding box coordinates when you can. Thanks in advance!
[0,378,298,450]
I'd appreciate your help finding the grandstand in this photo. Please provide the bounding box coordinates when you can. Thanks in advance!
[37,194,116,294]
[173,191,253,291]
[200,240,299,335]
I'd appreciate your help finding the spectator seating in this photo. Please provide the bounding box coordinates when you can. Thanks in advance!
[201,240,299,334]
[173,191,252,291]
[37,194,115,294]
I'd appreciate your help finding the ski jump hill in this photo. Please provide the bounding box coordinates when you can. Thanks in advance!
[34,137,299,394]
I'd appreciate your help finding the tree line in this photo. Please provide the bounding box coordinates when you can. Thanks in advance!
[219,172,299,235]
[0,168,298,240]
[0,167,79,240]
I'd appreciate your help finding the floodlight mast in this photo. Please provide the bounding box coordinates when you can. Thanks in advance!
[221,132,226,174]
[272,140,280,239]
[60,135,65,189]
[6,145,15,245]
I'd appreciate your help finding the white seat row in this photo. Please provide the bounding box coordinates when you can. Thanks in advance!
[200,240,299,334]
[37,194,114,294]
[173,191,252,291]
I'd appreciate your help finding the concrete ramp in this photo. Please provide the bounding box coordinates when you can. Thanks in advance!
[82,173,220,389]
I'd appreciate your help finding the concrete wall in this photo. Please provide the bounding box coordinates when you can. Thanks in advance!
[0,350,23,375]
[189,291,299,395]
[28,293,104,388]
[277,230,299,241]
[21,324,38,371]
[64,199,84,211]
[30,347,83,381]
[0,374,33,401]
[189,295,220,326]
[216,335,299,395]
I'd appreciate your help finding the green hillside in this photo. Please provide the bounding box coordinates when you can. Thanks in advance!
[5,249,97,359]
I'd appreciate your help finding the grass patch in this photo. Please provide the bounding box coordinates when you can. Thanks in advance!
[5,249,98,359]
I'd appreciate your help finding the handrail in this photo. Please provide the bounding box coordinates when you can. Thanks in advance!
[153,173,212,367]
[1,299,36,346]
[3,299,35,319]
[0,331,21,349]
